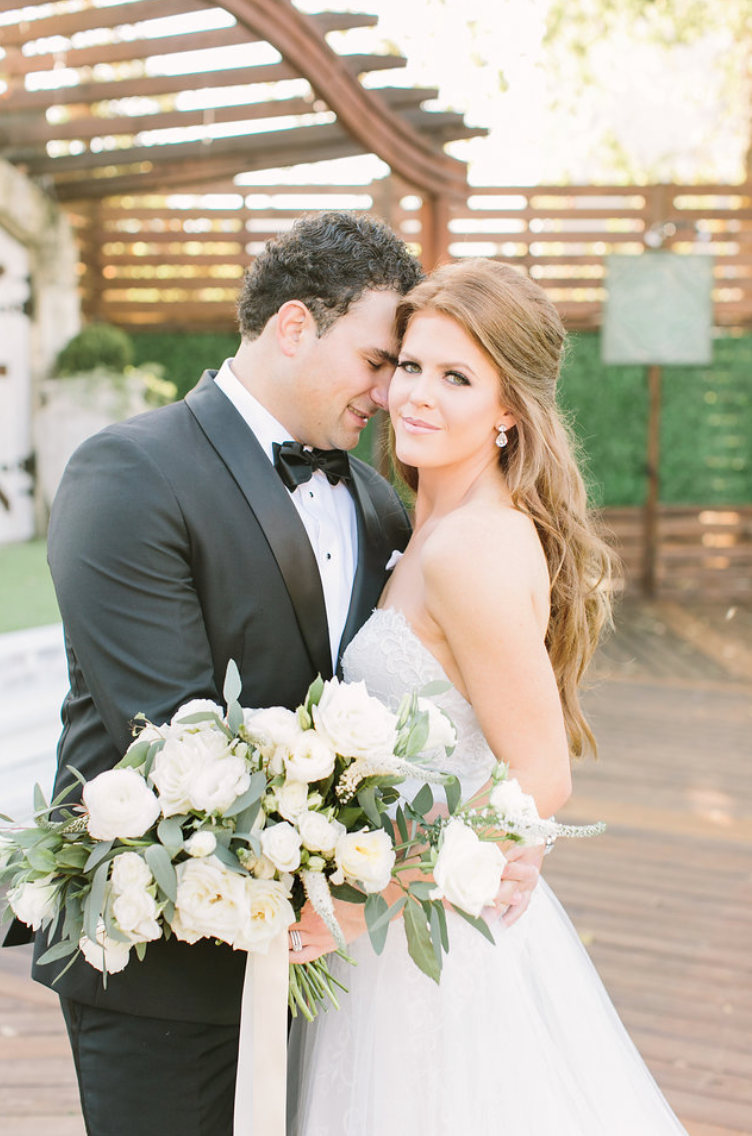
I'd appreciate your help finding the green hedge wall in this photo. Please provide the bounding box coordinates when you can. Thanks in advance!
[130,329,752,507]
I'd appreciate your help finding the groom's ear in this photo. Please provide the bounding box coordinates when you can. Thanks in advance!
[276,301,314,357]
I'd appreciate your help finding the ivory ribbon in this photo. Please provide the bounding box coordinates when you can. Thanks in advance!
[234,932,289,1135]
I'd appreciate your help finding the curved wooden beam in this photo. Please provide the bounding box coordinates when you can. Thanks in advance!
[219,0,468,201]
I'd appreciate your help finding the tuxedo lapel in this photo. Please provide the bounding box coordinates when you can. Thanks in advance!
[185,374,333,679]
[339,462,387,657]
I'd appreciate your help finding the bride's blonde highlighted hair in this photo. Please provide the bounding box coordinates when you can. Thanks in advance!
[393,258,616,758]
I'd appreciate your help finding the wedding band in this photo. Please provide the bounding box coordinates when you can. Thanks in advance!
[289,929,303,953]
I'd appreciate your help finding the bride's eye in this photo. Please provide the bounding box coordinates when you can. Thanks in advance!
[397,359,421,374]
[445,370,470,386]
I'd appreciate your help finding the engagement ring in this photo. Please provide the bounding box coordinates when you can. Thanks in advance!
[289,929,303,953]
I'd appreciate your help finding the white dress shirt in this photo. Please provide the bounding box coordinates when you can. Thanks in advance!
[214,359,357,670]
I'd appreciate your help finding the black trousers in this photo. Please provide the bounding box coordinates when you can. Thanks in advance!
[60,997,240,1136]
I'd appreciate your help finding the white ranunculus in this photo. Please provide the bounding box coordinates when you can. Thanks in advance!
[83,768,161,840]
[149,729,234,817]
[8,876,58,930]
[433,819,507,918]
[297,811,344,857]
[110,851,153,894]
[171,699,225,731]
[243,707,303,775]
[171,856,248,946]
[489,777,541,825]
[189,754,250,815]
[418,698,458,751]
[79,920,131,974]
[275,779,309,822]
[112,889,162,942]
[260,822,302,874]
[313,678,397,760]
[184,830,217,858]
[234,878,295,953]
[284,731,336,785]
[333,828,396,893]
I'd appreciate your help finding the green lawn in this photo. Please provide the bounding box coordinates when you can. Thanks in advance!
[0,539,60,634]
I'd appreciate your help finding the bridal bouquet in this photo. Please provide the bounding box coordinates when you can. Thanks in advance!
[0,663,456,1018]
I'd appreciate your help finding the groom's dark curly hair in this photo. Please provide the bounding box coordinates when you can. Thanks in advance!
[237,210,424,339]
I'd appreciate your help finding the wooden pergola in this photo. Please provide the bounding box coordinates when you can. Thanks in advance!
[0,0,483,266]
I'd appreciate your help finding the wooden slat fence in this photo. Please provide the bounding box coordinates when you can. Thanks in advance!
[73,180,752,331]
[603,505,752,599]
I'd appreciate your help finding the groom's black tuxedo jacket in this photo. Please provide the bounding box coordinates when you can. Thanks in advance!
[12,373,410,1024]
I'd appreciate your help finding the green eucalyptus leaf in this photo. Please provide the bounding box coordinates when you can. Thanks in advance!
[232,800,261,838]
[403,900,440,983]
[223,772,266,818]
[407,879,435,901]
[365,893,389,955]
[84,840,114,873]
[211,842,245,873]
[134,940,147,961]
[144,844,177,902]
[429,903,444,972]
[83,860,110,942]
[305,674,325,712]
[434,899,449,952]
[411,783,434,817]
[356,786,381,827]
[25,846,58,873]
[418,680,451,697]
[116,738,151,770]
[33,783,49,814]
[36,938,79,966]
[329,881,367,905]
[395,806,409,844]
[157,818,184,856]
[65,765,87,788]
[227,701,244,736]
[404,714,430,757]
[223,659,243,707]
[445,776,461,816]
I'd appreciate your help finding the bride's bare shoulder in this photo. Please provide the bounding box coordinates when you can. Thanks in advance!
[423,505,543,574]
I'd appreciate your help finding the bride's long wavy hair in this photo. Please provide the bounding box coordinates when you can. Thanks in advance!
[392,258,616,758]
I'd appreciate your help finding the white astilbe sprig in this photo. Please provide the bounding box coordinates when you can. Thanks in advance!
[301,867,346,952]
[336,756,449,803]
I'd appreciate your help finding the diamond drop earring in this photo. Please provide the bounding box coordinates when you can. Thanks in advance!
[495,424,508,449]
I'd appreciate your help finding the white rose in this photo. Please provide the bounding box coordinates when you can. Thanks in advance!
[313,678,397,759]
[297,811,344,857]
[189,754,251,815]
[260,822,302,874]
[112,889,162,942]
[234,878,295,953]
[284,731,336,785]
[489,778,541,825]
[83,768,161,840]
[275,780,309,822]
[418,698,458,751]
[184,830,217,858]
[171,699,224,731]
[110,852,153,894]
[432,819,507,918]
[171,856,248,946]
[333,828,396,893]
[150,730,235,816]
[8,876,58,930]
[243,707,303,775]
[79,920,131,974]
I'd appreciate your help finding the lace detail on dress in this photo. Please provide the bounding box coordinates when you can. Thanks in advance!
[341,607,496,798]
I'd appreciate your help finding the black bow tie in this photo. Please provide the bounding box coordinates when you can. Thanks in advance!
[272,440,351,491]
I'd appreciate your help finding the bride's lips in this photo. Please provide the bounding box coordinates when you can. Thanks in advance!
[399,415,439,434]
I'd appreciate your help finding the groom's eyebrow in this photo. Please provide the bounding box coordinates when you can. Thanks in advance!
[370,347,399,366]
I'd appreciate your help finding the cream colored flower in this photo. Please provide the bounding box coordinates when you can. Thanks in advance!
[432,819,506,918]
[284,731,336,785]
[332,828,396,893]
[79,920,131,974]
[84,768,161,840]
[313,678,397,760]
[234,878,295,953]
[8,876,58,930]
[110,852,153,893]
[171,856,248,946]
[260,822,302,874]
[297,811,344,857]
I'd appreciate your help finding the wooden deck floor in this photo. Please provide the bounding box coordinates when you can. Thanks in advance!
[1,600,750,1135]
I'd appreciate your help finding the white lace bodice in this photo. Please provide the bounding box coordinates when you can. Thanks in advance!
[342,607,496,800]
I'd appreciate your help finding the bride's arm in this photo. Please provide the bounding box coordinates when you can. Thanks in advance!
[422,509,572,820]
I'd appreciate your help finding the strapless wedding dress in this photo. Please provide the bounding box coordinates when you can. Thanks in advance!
[286,608,688,1135]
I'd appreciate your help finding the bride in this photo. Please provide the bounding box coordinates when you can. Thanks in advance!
[286,259,688,1134]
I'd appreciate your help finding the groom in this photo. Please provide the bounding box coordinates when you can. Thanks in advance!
[12,212,540,1136]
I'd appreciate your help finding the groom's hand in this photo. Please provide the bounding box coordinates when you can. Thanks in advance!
[484,843,545,928]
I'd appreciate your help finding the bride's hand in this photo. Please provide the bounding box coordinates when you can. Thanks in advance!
[483,842,545,928]
[288,896,372,964]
